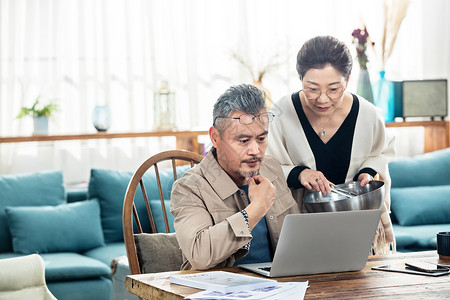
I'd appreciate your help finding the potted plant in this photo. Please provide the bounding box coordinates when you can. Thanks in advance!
[17,97,58,135]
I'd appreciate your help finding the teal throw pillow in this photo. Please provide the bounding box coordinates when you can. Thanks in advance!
[149,200,175,233]
[389,148,450,188]
[88,166,189,243]
[391,186,450,226]
[5,199,104,254]
[0,170,65,252]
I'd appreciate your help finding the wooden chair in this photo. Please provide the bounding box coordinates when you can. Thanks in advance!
[122,150,204,275]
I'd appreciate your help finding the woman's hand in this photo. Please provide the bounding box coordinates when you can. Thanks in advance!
[357,173,374,187]
[299,169,331,195]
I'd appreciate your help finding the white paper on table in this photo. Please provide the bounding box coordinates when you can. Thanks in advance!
[269,282,308,299]
[185,281,308,300]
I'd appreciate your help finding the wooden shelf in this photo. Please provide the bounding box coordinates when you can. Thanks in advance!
[3,121,447,154]
[0,130,209,143]
[385,120,449,153]
[0,130,209,154]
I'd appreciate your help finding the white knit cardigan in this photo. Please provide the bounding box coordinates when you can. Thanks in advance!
[267,93,396,253]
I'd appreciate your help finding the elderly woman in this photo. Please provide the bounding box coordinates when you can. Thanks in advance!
[267,35,396,254]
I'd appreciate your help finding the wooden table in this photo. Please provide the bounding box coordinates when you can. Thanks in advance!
[126,251,450,299]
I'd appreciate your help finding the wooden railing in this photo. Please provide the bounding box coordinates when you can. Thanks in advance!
[0,130,210,155]
[1,121,448,154]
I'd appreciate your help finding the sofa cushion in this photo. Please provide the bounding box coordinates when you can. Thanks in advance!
[150,200,175,233]
[48,278,112,300]
[393,223,450,250]
[0,253,22,260]
[40,253,111,281]
[88,166,189,243]
[390,186,450,226]
[83,242,127,266]
[134,233,183,273]
[0,170,66,253]
[5,199,104,254]
[389,148,450,188]
[67,189,88,203]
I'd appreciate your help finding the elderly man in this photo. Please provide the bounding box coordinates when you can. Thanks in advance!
[170,84,301,270]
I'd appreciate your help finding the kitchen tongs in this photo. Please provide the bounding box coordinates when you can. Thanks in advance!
[330,185,358,198]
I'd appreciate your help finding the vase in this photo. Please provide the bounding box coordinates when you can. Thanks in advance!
[92,105,111,132]
[33,116,49,135]
[253,80,272,110]
[373,71,395,123]
[154,81,176,130]
[357,70,374,104]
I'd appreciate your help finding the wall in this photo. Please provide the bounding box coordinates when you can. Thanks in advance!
[0,0,449,184]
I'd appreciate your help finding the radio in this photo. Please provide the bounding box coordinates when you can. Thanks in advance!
[393,79,448,120]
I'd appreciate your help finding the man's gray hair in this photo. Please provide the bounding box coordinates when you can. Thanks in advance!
[213,84,266,134]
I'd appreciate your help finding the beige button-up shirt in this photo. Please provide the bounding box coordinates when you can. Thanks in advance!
[170,150,301,270]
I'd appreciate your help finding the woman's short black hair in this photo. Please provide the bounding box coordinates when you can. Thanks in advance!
[296,35,353,80]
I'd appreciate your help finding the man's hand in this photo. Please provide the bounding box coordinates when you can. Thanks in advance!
[245,174,275,230]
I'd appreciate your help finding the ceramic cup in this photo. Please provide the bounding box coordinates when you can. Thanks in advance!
[437,232,450,260]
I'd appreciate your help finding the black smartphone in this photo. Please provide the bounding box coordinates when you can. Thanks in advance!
[405,261,448,273]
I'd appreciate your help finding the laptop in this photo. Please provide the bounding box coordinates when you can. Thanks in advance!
[239,209,382,277]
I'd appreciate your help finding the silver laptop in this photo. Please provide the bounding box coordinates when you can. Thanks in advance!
[239,209,382,277]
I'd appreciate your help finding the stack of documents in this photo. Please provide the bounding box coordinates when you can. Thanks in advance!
[170,271,308,299]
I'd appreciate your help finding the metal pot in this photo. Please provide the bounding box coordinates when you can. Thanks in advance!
[303,181,385,213]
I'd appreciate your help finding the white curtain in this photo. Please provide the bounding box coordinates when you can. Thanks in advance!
[1,0,449,184]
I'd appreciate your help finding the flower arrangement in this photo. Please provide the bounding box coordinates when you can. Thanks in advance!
[353,0,410,71]
[351,27,374,71]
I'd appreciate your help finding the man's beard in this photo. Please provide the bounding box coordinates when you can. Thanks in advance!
[239,170,260,178]
[239,157,262,178]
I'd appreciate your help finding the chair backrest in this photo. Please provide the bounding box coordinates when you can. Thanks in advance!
[123,150,204,275]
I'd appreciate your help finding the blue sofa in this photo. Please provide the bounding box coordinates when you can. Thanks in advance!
[0,167,185,300]
[389,147,450,252]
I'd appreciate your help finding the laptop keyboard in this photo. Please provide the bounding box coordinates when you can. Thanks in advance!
[259,267,271,272]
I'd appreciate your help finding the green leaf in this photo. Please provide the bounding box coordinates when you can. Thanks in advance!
[16,98,58,119]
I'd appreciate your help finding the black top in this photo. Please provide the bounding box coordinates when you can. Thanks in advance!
[287,92,376,189]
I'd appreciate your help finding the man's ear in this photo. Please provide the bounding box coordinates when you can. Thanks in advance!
[209,126,220,148]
